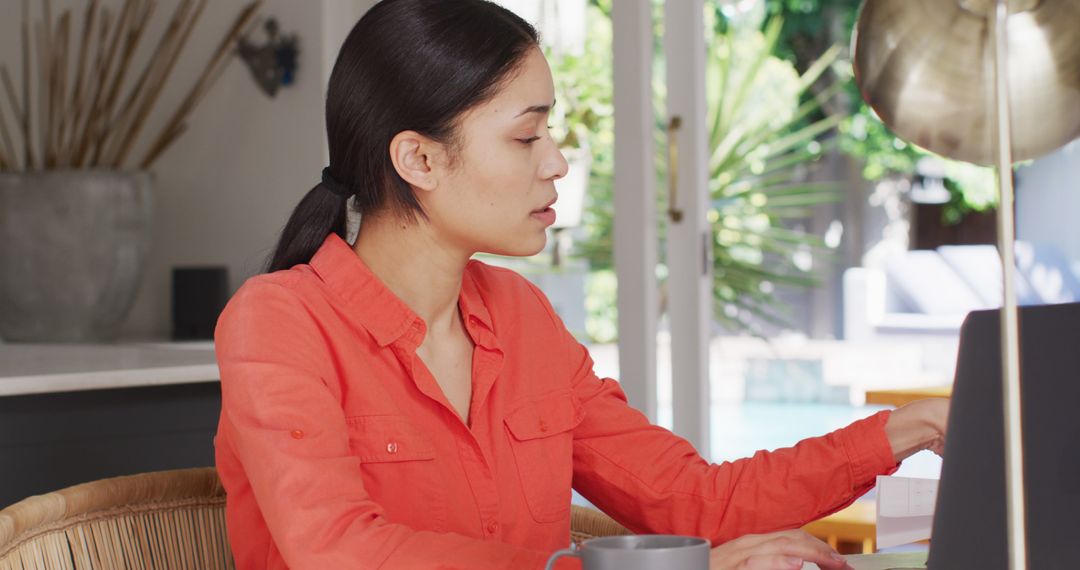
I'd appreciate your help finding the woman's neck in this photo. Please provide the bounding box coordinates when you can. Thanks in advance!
[351,212,470,336]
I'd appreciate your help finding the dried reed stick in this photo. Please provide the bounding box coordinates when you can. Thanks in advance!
[112,0,205,168]
[0,66,23,122]
[138,0,262,169]
[47,15,65,169]
[36,21,50,167]
[91,0,157,166]
[73,0,133,167]
[48,16,60,166]
[102,0,195,168]
[85,0,143,166]
[140,0,258,166]
[71,8,113,167]
[0,66,23,168]
[139,121,186,168]
[41,0,53,167]
[46,12,61,167]
[60,0,99,165]
[52,11,71,167]
[97,0,186,166]
[65,1,101,158]
[21,0,35,170]
[0,98,18,168]
[52,12,71,168]
[3,0,263,172]
[73,2,125,166]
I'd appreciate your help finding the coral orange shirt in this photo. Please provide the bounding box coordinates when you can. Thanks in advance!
[214,232,898,570]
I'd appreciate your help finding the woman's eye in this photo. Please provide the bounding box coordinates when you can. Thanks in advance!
[518,136,541,145]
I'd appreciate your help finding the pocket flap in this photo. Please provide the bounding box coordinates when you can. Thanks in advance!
[346,415,434,463]
[505,391,585,441]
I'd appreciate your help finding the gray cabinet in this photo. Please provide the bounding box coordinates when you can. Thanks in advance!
[0,343,220,508]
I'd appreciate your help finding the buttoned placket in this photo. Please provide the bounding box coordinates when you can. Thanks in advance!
[458,314,506,538]
[391,312,508,539]
[453,313,507,537]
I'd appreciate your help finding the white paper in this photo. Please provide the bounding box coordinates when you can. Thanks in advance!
[875,475,938,549]
[802,552,927,570]
[878,475,937,517]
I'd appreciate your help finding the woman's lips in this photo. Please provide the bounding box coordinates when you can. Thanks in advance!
[530,207,557,226]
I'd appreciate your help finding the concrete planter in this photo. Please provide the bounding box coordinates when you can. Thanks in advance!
[0,171,154,342]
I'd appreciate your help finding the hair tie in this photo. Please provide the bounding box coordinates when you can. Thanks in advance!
[321,166,352,198]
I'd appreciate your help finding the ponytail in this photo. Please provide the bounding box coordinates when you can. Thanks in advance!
[264,186,348,273]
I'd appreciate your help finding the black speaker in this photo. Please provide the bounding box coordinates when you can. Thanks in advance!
[172,266,229,340]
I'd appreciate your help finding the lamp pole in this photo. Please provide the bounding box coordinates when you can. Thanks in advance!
[991,1,1027,568]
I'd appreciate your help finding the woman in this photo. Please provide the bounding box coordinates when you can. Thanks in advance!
[213,1,948,569]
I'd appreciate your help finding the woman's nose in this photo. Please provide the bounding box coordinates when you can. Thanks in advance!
[542,143,569,181]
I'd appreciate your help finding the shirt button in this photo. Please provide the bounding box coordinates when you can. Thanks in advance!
[386,441,399,454]
[487,520,500,534]
[539,420,549,432]
[290,429,305,439]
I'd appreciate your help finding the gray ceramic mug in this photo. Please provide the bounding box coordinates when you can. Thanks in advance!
[545,535,710,570]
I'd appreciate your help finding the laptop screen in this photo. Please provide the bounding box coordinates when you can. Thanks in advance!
[927,302,1080,570]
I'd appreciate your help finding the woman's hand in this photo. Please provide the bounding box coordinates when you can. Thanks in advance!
[883,398,950,462]
[709,529,854,570]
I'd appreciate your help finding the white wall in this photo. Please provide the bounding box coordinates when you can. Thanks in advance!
[0,0,374,339]
[1017,139,1080,262]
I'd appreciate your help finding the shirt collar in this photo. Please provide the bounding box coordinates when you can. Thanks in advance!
[308,233,495,348]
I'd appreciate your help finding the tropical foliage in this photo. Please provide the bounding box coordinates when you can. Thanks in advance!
[550,1,847,338]
[701,17,844,332]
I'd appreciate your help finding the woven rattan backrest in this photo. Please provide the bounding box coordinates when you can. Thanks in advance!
[1,468,632,568]
[0,468,232,570]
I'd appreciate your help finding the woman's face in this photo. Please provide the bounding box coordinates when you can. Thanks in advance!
[422,47,568,257]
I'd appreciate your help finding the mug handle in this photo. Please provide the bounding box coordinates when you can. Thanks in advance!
[544,546,582,570]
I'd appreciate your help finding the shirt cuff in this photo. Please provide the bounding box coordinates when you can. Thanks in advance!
[838,409,900,491]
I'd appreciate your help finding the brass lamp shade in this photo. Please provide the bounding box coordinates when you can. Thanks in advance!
[852,0,1080,165]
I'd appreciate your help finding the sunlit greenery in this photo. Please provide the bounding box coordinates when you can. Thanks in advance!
[550,1,845,339]
[701,17,844,332]
[547,0,998,342]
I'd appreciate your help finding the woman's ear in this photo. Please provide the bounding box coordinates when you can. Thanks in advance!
[388,131,446,192]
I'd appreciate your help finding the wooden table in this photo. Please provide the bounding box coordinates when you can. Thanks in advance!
[803,500,877,554]
[864,385,952,407]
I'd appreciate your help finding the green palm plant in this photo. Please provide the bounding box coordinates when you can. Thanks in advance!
[561,7,846,340]
[702,17,845,334]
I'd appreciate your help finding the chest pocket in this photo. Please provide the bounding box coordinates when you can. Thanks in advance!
[504,391,585,523]
[347,415,435,462]
[346,415,445,530]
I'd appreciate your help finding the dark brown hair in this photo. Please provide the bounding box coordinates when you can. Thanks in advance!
[266,0,538,273]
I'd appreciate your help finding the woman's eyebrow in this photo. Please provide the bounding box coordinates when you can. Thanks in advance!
[514,99,556,118]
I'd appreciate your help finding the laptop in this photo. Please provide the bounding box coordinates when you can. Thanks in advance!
[926,302,1080,569]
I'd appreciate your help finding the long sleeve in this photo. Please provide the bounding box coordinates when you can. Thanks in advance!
[522,283,899,545]
[215,279,562,569]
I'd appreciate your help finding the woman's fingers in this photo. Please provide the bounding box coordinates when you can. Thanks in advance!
[728,529,823,552]
[751,533,850,570]
[737,554,805,569]
[713,530,852,570]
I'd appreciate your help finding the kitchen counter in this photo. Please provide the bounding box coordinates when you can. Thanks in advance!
[0,341,218,396]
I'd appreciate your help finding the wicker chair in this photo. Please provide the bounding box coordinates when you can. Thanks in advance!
[0,468,231,570]
[0,468,629,569]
